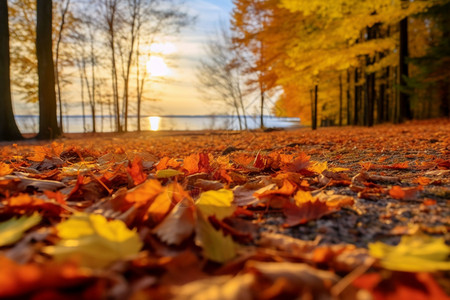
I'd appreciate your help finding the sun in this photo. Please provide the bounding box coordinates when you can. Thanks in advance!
[147,56,171,77]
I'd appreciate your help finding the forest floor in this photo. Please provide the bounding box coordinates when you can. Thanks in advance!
[0,119,449,299]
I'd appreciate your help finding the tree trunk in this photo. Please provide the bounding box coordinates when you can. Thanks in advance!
[399,17,411,122]
[339,74,343,126]
[354,68,359,125]
[36,0,60,139]
[260,82,264,129]
[346,69,351,125]
[55,0,70,134]
[0,0,22,141]
[312,85,318,130]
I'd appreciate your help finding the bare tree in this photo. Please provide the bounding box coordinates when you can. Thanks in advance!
[99,0,121,132]
[54,0,71,133]
[197,25,248,130]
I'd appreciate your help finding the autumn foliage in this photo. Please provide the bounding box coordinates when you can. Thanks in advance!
[0,120,449,299]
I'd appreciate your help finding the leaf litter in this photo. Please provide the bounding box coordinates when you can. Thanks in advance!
[0,119,449,299]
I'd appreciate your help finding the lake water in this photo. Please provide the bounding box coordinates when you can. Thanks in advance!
[15,115,301,133]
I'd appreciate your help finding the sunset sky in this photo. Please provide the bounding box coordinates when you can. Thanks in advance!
[152,0,235,116]
[13,0,235,117]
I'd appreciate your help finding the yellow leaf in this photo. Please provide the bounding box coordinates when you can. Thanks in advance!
[44,213,142,268]
[0,214,41,246]
[329,167,350,172]
[294,190,316,205]
[62,162,98,176]
[369,234,450,272]
[195,189,235,220]
[195,212,237,263]
[156,169,184,178]
[147,182,189,224]
[308,161,328,174]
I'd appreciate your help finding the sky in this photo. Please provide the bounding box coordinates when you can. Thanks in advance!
[14,0,235,117]
[152,0,234,116]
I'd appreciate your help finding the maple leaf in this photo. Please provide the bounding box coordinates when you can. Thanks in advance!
[127,156,146,186]
[195,189,235,220]
[369,234,450,272]
[44,213,143,268]
[0,213,42,247]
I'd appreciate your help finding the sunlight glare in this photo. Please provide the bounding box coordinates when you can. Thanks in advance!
[147,56,171,77]
[148,116,161,131]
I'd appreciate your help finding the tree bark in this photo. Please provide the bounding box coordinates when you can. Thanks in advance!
[0,0,22,141]
[36,0,60,139]
[339,74,343,126]
[346,69,351,126]
[312,84,318,130]
[399,17,411,121]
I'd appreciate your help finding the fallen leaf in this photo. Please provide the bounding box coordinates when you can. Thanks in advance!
[0,256,93,298]
[127,156,147,186]
[124,179,162,207]
[353,272,449,300]
[152,199,196,245]
[389,185,423,201]
[195,212,237,263]
[369,234,450,272]
[44,213,143,268]
[196,189,235,220]
[0,162,13,176]
[0,213,42,247]
[156,168,184,178]
[172,274,253,300]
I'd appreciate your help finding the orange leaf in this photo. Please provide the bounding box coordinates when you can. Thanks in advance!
[147,182,190,225]
[282,152,311,172]
[0,256,92,298]
[124,179,162,207]
[254,180,297,199]
[183,153,211,175]
[389,185,423,201]
[283,199,335,227]
[127,156,146,186]
[0,162,13,176]
[156,156,181,171]
[5,194,64,216]
[414,177,431,186]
